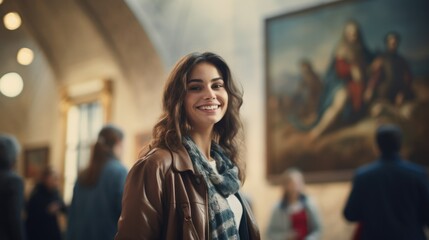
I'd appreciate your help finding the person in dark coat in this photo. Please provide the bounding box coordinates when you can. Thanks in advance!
[0,134,25,240]
[26,167,66,240]
[343,124,429,240]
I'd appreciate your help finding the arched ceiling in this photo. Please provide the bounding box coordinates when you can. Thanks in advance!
[124,0,235,68]
[0,0,164,130]
[11,0,164,83]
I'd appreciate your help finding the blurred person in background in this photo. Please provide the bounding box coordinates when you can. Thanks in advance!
[115,52,260,239]
[266,168,322,240]
[26,166,67,240]
[66,125,127,240]
[343,124,429,240]
[0,134,26,240]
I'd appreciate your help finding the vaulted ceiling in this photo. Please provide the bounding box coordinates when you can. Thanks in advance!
[0,0,164,133]
[1,0,163,81]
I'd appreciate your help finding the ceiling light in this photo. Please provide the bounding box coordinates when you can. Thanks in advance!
[4,12,22,30]
[0,72,24,97]
[17,48,34,65]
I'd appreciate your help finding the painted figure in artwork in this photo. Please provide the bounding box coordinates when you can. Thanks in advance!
[290,20,373,138]
[365,32,414,106]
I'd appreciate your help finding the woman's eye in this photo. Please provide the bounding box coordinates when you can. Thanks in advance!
[213,83,224,89]
[188,85,201,91]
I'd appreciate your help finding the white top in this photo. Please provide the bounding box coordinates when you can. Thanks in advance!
[208,160,243,230]
[287,201,304,214]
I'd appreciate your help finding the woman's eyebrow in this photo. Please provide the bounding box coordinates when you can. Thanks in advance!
[188,77,223,83]
[211,77,223,81]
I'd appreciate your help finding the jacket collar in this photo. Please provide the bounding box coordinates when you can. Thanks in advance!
[171,144,195,173]
[380,152,401,161]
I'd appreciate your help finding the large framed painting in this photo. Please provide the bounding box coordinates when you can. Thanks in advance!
[265,0,429,183]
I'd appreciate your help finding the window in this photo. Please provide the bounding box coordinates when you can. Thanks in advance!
[61,79,112,204]
[63,102,103,203]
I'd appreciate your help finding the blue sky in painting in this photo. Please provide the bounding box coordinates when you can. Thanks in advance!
[267,0,429,95]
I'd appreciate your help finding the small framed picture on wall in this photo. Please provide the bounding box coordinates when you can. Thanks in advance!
[24,146,49,179]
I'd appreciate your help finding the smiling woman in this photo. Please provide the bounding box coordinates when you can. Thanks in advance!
[115,52,261,240]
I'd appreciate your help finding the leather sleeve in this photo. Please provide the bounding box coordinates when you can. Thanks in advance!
[115,149,172,240]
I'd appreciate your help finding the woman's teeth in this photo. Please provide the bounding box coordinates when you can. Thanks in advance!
[198,105,219,110]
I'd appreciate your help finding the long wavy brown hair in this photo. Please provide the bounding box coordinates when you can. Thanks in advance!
[149,52,245,181]
[79,125,124,186]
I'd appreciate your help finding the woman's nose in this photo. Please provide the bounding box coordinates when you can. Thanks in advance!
[204,88,216,100]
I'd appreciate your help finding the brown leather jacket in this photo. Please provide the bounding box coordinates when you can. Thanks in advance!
[115,146,260,240]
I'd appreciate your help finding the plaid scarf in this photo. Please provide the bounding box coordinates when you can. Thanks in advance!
[182,135,241,240]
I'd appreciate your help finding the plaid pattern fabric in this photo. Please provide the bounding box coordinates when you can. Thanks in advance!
[182,135,241,240]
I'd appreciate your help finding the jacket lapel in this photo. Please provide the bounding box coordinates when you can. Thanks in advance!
[171,145,195,173]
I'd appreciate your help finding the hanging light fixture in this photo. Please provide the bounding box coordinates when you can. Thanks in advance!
[17,48,34,65]
[0,72,24,97]
[3,12,22,30]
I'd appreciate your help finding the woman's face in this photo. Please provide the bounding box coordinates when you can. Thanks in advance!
[345,23,359,43]
[386,35,399,52]
[184,62,228,131]
[285,176,298,194]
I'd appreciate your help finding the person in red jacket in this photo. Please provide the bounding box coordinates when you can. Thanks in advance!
[266,168,322,240]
